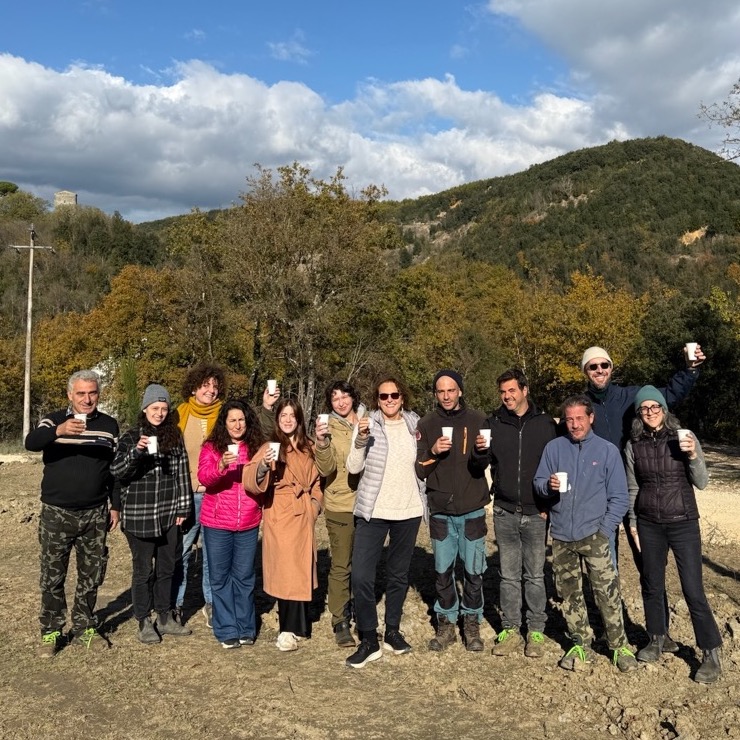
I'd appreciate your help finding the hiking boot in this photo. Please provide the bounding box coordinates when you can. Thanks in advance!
[559,642,595,671]
[637,634,664,663]
[383,629,412,655]
[613,646,638,672]
[525,631,546,658]
[694,647,722,684]
[491,627,524,656]
[333,620,356,648]
[138,617,161,644]
[662,634,679,653]
[38,630,62,659]
[463,615,484,652]
[72,627,109,651]
[428,615,457,652]
[221,638,241,649]
[157,610,192,636]
[346,634,382,668]
[201,603,213,629]
[276,631,299,652]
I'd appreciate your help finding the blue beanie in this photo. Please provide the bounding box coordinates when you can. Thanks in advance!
[634,385,667,411]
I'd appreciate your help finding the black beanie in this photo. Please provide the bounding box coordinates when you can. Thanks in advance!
[432,369,464,393]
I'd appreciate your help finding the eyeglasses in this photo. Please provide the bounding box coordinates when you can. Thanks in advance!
[587,362,611,371]
[378,392,401,401]
[638,404,663,415]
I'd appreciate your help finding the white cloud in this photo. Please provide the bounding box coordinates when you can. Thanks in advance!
[267,31,314,65]
[487,0,740,136]
[2,0,740,225]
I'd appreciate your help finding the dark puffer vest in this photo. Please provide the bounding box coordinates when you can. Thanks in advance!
[631,428,698,523]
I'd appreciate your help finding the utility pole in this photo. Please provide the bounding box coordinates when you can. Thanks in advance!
[8,224,55,440]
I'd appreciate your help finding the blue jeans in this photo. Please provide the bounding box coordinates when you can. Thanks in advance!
[493,506,547,633]
[638,518,722,650]
[429,508,487,622]
[202,525,259,642]
[173,492,211,608]
[352,516,421,633]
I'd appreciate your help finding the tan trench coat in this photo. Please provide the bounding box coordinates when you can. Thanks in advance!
[243,443,323,601]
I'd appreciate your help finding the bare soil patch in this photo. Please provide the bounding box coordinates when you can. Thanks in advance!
[0,450,738,740]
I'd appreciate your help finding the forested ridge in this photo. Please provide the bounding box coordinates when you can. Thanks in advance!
[2,137,740,441]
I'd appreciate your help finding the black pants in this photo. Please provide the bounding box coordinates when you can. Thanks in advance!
[277,599,311,637]
[351,516,421,633]
[124,525,182,621]
[638,518,722,650]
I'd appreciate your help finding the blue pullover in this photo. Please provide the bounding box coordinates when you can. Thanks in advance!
[533,431,628,542]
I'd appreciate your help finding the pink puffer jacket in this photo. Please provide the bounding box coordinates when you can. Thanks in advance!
[198,441,262,531]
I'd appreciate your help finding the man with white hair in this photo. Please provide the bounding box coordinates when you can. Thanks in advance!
[25,370,119,657]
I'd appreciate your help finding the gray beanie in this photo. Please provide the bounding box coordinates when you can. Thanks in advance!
[142,383,171,410]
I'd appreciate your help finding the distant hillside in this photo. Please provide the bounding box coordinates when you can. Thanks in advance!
[383,137,740,293]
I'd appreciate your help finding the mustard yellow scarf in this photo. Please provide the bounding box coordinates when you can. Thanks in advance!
[177,397,222,436]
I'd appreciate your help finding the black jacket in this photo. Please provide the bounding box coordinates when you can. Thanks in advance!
[416,405,490,516]
[25,408,119,510]
[487,401,557,516]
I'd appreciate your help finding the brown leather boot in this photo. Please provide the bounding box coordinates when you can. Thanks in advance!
[463,614,484,652]
[428,615,457,652]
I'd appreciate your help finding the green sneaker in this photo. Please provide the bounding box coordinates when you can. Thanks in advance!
[559,643,595,671]
[490,628,523,656]
[525,631,546,658]
[613,646,638,672]
[73,627,109,651]
[38,630,62,659]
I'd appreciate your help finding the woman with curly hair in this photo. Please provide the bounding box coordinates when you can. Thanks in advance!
[173,362,227,627]
[243,398,323,652]
[198,400,264,648]
[112,384,192,644]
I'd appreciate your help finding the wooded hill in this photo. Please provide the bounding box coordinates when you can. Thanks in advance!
[2,138,740,442]
[385,136,740,295]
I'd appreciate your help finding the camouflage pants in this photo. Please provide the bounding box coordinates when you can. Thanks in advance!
[552,531,628,650]
[38,502,109,635]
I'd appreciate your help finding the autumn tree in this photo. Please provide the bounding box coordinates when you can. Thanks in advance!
[221,163,401,415]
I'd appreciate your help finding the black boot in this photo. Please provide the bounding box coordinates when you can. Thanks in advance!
[156,610,192,637]
[636,634,664,663]
[694,647,722,684]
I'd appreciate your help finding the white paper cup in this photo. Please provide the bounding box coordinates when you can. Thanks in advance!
[318,414,329,426]
[685,342,698,361]
[147,436,158,454]
[268,442,281,459]
[74,413,87,422]
[677,429,691,443]
[267,379,277,395]
[227,443,239,456]
[555,472,568,493]
[479,429,491,447]
[442,426,453,440]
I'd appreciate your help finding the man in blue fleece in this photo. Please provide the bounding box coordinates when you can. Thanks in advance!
[534,395,637,673]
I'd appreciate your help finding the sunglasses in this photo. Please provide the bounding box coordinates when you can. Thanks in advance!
[587,362,611,371]
[378,392,401,401]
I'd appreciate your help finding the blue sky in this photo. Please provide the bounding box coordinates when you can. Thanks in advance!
[1,0,739,222]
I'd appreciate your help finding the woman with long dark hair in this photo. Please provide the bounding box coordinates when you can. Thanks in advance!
[243,398,323,652]
[198,400,264,648]
[344,374,426,668]
[112,384,192,644]
[625,385,722,683]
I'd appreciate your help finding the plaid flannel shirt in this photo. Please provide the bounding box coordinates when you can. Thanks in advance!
[112,428,192,538]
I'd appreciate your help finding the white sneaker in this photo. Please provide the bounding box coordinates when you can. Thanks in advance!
[276,631,298,651]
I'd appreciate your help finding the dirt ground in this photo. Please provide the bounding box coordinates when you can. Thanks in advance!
[0,446,738,740]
